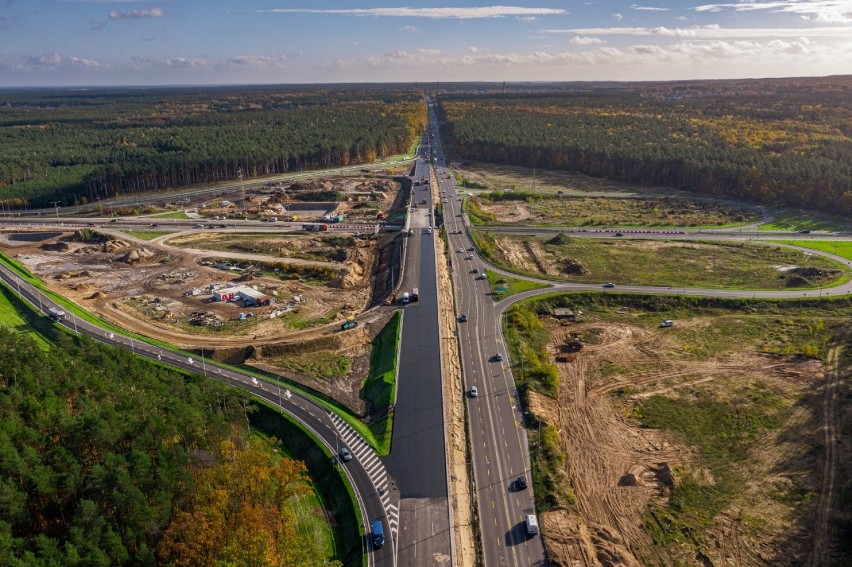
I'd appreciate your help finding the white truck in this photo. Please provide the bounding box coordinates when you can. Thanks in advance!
[48,307,66,321]
[411,288,419,302]
[525,514,539,536]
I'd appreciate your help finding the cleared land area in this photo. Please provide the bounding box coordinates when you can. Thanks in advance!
[506,294,852,567]
[472,231,847,289]
[467,193,757,228]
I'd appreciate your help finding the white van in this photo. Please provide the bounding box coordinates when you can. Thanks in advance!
[525,514,539,536]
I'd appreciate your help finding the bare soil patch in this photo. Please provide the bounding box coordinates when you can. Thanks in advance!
[532,314,841,566]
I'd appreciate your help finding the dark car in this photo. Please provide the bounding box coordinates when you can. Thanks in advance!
[614,232,624,237]
[602,282,616,288]
[458,314,468,322]
[493,353,502,362]
[339,447,353,462]
[515,476,528,490]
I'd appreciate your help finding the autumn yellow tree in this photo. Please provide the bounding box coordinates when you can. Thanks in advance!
[157,430,329,567]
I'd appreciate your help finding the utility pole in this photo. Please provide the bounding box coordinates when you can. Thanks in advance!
[51,201,60,219]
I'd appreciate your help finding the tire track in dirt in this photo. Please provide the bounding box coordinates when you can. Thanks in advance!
[808,345,841,566]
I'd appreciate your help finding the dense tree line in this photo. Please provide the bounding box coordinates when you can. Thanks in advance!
[0,328,326,566]
[438,79,852,215]
[0,86,426,208]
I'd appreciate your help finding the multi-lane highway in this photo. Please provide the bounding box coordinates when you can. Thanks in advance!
[426,102,547,566]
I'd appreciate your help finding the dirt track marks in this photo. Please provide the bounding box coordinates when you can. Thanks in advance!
[808,346,841,566]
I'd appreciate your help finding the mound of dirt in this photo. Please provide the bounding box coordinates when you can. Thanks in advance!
[234,273,255,282]
[290,180,334,192]
[88,291,107,300]
[41,241,72,252]
[561,258,588,275]
[104,239,132,253]
[786,266,842,287]
[547,232,572,246]
[116,248,155,264]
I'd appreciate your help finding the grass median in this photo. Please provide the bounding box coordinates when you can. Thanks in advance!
[361,310,403,455]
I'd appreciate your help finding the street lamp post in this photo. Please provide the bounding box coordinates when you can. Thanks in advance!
[51,201,60,219]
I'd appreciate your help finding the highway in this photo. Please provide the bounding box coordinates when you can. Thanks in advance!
[427,102,547,566]
[382,130,454,564]
[0,260,401,567]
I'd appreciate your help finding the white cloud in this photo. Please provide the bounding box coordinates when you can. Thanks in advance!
[546,24,852,38]
[570,36,604,44]
[109,7,164,20]
[23,53,105,69]
[259,6,566,19]
[469,46,483,52]
[224,54,287,67]
[419,48,442,55]
[631,4,671,11]
[165,57,206,68]
[693,1,852,23]
[399,25,420,33]
[517,16,538,21]
[613,13,624,20]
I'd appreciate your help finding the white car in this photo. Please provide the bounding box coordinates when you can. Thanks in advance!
[469,386,478,398]
[660,320,674,328]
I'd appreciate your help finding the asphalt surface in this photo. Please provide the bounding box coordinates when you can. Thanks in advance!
[0,261,400,567]
[428,103,547,566]
[382,130,454,565]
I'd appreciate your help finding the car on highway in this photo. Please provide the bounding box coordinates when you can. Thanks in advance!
[615,232,624,237]
[602,282,616,288]
[477,273,487,280]
[371,519,385,549]
[467,247,474,251]
[339,447,353,462]
[493,353,502,362]
[149,223,159,227]
[426,228,432,234]
[86,222,96,227]
[457,248,463,253]
[458,314,468,322]
[469,386,478,398]
[193,224,204,229]
[466,255,473,260]
[515,476,528,490]
[660,320,674,328]
[470,268,478,273]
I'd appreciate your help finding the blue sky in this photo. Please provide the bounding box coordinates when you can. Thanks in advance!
[1,1,850,86]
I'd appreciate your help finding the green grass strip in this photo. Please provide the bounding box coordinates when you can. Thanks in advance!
[361,310,402,454]
[485,269,549,300]
[767,240,852,262]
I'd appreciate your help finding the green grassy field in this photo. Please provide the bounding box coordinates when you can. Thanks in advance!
[125,230,172,240]
[152,210,190,219]
[277,350,352,380]
[0,285,52,349]
[760,210,852,233]
[769,240,852,261]
[484,234,848,290]
[361,310,402,454]
[485,269,549,300]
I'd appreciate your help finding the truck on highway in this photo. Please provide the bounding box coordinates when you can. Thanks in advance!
[411,288,419,302]
[402,292,410,304]
[525,514,539,536]
[341,319,358,331]
[48,307,66,321]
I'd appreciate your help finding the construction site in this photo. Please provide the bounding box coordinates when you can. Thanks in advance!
[0,172,412,416]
